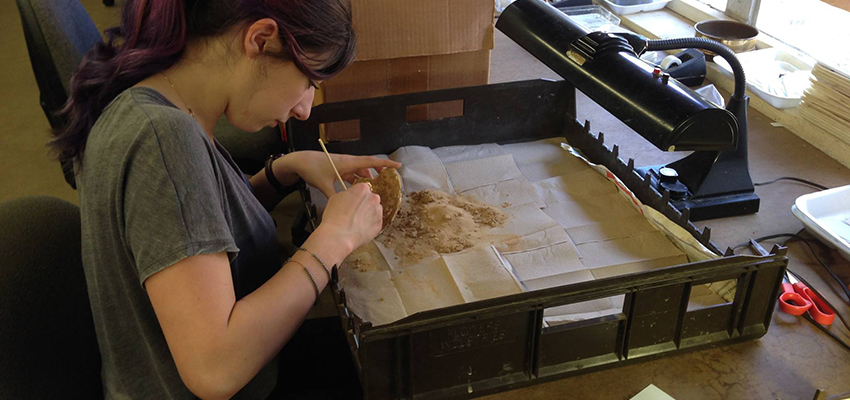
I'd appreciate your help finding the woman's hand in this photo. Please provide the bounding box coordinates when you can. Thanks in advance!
[315,183,383,253]
[278,151,401,198]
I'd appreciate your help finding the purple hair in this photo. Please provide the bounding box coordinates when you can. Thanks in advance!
[52,0,356,164]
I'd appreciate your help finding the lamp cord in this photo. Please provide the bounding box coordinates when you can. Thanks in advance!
[733,232,850,352]
[754,176,830,191]
[732,231,850,326]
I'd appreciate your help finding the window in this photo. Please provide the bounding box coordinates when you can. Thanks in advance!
[757,0,850,72]
[700,0,728,13]
[687,0,850,74]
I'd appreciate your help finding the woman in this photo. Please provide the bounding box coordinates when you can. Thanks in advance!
[52,0,399,398]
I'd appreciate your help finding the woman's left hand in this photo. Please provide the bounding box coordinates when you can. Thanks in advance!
[279,151,402,198]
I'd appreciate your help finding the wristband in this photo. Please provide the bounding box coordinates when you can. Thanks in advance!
[265,153,288,194]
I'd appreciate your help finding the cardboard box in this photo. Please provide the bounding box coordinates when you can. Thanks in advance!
[314,0,496,141]
[351,0,495,61]
[319,50,492,141]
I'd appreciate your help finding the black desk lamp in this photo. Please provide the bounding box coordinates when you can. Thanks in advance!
[497,0,759,221]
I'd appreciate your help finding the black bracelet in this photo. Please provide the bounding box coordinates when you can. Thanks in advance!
[265,153,288,194]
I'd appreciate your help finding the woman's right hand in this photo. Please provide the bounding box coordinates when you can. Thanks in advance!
[316,183,383,254]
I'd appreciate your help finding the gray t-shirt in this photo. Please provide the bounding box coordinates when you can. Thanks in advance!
[78,87,280,400]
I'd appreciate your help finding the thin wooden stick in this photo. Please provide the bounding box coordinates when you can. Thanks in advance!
[318,138,347,190]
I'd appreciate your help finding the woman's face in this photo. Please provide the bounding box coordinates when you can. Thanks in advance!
[226,59,318,133]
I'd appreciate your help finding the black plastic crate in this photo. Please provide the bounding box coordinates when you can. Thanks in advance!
[287,80,788,400]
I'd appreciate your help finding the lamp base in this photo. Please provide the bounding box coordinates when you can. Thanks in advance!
[671,192,760,221]
[633,93,760,221]
[637,165,760,221]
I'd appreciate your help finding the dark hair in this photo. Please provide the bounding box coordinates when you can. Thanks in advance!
[52,0,356,164]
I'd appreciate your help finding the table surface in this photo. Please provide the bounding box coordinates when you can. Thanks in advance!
[476,29,850,400]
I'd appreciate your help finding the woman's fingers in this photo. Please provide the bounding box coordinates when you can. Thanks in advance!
[320,183,384,251]
[357,168,374,179]
[341,174,359,185]
[359,157,401,170]
[333,155,401,174]
[310,154,402,199]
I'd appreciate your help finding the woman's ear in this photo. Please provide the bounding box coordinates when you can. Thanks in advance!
[243,18,282,58]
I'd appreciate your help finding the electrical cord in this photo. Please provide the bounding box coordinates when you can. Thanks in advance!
[787,234,850,304]
[786,269,850,352]
[785,268,850,337]
[732,231,850,351]
[797,305,850,351]
[732,231,850,304]
[753,176,830,191]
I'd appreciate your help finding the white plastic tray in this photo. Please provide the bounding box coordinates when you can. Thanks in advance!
[558,5,621,32]
[713,48,814,109]
[598,0,672,15]
[791,184,850,262]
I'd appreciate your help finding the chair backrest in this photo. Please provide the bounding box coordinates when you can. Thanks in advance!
[15,0,286,179]
[0,196,103,400]
[16,0,103,188]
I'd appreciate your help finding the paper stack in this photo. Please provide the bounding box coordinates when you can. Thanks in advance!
[798,62,850,151]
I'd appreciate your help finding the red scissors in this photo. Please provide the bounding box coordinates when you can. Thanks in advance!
[778,273,835,326]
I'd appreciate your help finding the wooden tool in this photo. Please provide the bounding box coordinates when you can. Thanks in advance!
[318,138,347,191]
[318,139,401,229]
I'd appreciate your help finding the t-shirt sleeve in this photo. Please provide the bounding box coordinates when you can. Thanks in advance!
[122,108,239,285]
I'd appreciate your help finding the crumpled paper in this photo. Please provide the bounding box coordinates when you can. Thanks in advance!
[391,257,465,315]
[444,154,524,192]
[445,154,546,208]
[433,143,506,164]
[542,192,640,229]
[336,138,711,327]
[502,240,585,281]
[459,179,539,209]
[390,146,453,193]
[442,245,523,303]
[503,137,589,182]
[339,270,407,327]
[533,170,619,206]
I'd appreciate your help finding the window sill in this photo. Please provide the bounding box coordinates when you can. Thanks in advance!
[610,0,850,168]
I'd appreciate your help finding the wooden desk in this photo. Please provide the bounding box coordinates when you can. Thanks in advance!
[482,29,850,400]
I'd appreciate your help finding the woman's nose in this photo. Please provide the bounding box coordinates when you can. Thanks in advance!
[291,88,315,121]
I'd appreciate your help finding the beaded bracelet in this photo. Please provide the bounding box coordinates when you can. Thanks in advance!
[298,247,332,281]
[288,258,319,305]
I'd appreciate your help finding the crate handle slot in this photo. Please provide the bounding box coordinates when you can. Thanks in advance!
[406,99,464,123]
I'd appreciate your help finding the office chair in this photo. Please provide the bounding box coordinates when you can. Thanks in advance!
[17,0,286,188]
[0,196,103,400]
[16,0,102,188]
